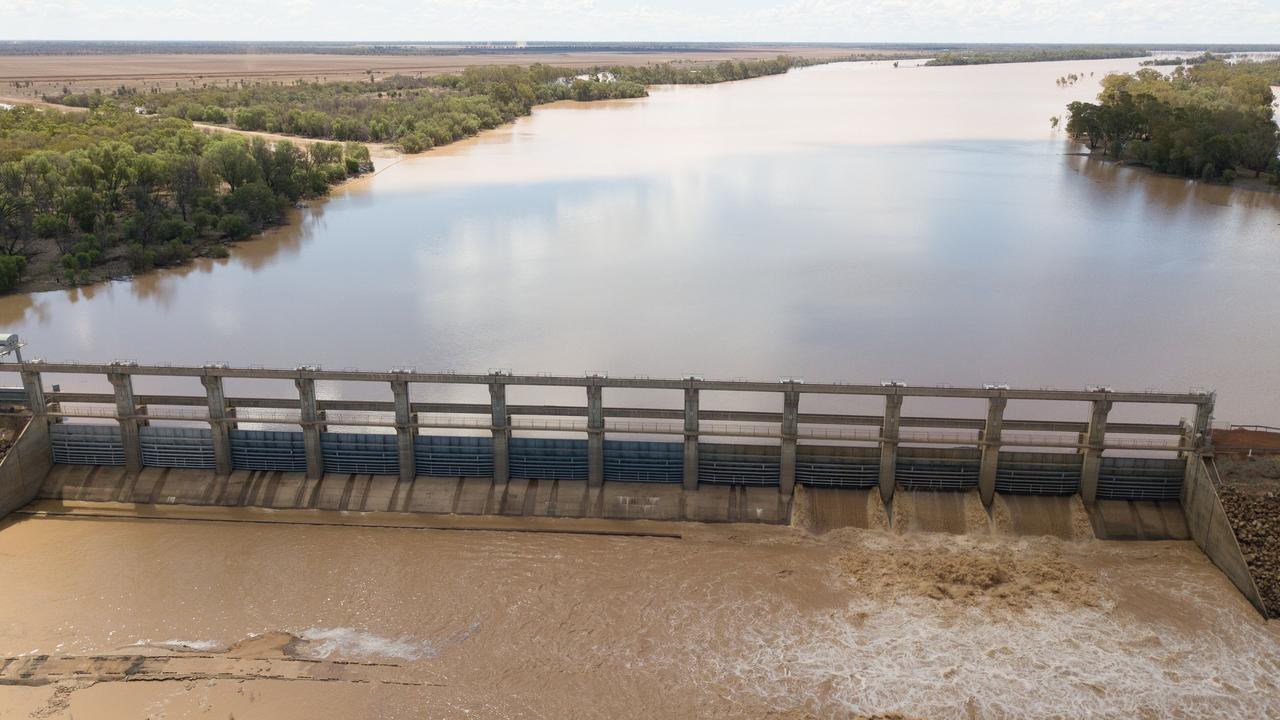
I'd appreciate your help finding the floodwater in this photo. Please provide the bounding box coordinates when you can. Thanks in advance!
[0,511,1277,719]
[1,58,1278,423]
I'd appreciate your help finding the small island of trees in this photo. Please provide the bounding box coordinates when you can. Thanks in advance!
[1064,59,1280,183]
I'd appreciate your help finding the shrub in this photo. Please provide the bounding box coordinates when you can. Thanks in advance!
[217,212,252,241]
[126,243,156,272]
[0,255,25,291]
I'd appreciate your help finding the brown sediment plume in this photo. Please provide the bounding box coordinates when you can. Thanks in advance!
[867,493,891,530]
[837,537,1102,609]
[790,484,815,533]
[990,493,1015,535]
[1066,495,1096,542]
[890,491,913,532]
[961,490,992,535]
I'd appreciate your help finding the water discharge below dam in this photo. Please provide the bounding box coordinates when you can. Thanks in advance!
[1,509,1278,719]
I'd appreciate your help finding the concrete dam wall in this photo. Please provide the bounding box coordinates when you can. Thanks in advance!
[0,359,1264,612]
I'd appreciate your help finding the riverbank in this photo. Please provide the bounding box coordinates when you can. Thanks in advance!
[4,56,856,295]
[1072,147,1280,194]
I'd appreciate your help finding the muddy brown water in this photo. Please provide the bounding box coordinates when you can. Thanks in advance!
[0,512,1278,718]
[0,58,1277,426]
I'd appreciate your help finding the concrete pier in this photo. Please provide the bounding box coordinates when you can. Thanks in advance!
[490,380,509,485]
[978,396,1006,506]
[1079,399,1111,504]
[779,389,799,496]
[391,379,415,483]
[200,374,233,477]
[295,376,324,480]
[682,385,698,491]
[878,394,902,503]
[587,383,604,488]
[107,370,143,477]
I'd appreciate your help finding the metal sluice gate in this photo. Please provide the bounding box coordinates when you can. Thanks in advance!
[47,424,1186,499]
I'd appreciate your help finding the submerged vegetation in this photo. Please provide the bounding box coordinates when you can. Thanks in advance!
[1141,52,1220,67]
[47,56,837,154]
[1065,59,1280,183]
[0,105,370,291]
[926,48,1149,66]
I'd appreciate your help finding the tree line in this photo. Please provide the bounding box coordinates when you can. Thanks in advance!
[926,48,1150,66]
[46,56,841,154]
[1064,59,1280,183]
[0,105,370,291]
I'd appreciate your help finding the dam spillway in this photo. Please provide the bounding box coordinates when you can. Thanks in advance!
[0,359,1264,614]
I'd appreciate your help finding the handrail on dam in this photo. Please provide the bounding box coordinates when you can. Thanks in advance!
[7,360,1216,508]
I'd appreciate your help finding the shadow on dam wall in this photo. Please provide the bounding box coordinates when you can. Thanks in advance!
[31,463,1189,542]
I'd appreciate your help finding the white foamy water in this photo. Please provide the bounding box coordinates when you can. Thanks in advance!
[297,627,439,662]
[128,638,221,652]
[672,568,1280,718]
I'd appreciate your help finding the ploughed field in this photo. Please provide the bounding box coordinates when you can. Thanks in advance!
[0,510,1277,719]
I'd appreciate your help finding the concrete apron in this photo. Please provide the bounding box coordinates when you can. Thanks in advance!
[32,464,1192,539]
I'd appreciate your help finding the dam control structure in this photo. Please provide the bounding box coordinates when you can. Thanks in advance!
[0,359,1264,614]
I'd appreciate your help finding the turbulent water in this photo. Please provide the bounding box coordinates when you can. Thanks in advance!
[1,58,1279,424]
[0,513,1277,718]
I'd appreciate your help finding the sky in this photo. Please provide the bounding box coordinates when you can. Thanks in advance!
[1,0,1278,44]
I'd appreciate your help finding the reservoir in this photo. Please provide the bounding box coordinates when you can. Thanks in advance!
[1,58,1278,421]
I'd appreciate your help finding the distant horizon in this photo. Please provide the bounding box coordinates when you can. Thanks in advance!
[1,40,1278,50]
[1,0,1275,45]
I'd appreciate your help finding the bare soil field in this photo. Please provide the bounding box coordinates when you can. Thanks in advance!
[0,46,892,96]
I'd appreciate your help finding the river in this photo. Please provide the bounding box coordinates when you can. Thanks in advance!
[1,58,1278,424]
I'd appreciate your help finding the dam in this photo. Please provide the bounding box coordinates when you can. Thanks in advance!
[0,358,1265,616]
